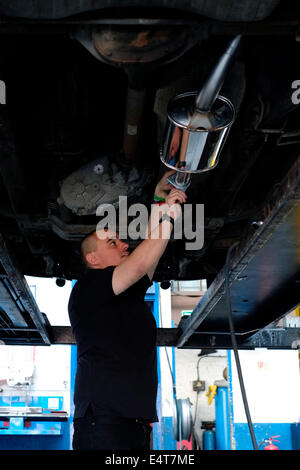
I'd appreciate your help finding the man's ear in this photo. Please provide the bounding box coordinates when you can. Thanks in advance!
[86,252,98,266]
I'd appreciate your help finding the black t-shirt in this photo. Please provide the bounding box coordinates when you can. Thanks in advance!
[68,266,158,422]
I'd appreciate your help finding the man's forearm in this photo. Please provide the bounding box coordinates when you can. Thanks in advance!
[112,218,173,294]
[130,216,173,275]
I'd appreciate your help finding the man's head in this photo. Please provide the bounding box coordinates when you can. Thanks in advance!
[80,229,129,269]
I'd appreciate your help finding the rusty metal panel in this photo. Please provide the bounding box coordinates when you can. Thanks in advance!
[0,234,51,345]
[51,325,179,347]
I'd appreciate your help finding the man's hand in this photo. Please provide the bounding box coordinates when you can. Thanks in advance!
[166,187,187,206]
[165,188,187,220]
[154,170,176,199]
[147,187,186,237]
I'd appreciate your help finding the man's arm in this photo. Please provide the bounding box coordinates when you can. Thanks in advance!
[145,188,187,281]
[145,169,180,280]
[112,188,186,295]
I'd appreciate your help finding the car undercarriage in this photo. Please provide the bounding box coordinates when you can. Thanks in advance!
[0,1,299,346]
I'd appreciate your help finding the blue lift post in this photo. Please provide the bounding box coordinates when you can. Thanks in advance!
[150,283,177,450]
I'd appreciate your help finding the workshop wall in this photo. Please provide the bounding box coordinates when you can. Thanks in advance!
[0,344,72,449]
[229,349,300,450]
[0,277,73,450]
[175,349,227,447]
[25,276,72,326]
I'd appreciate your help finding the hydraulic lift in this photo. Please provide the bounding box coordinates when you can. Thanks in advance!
[0,233,51,346]
[176,153,300,351]
[0,155,299,351]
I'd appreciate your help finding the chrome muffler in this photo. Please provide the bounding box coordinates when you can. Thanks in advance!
[160,35,241,191]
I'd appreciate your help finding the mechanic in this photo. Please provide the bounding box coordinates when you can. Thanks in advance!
[68,171,186,450]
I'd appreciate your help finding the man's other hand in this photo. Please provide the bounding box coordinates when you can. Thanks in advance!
[154,170,176,199]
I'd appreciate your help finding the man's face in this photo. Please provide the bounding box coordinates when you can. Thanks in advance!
[91,229,129,268]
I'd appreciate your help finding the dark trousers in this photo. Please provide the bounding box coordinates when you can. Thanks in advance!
[72,413,152,450]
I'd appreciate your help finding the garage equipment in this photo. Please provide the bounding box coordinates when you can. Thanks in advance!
[202,422,216,450]
[172,397,193,448]
[0,398,68,438]
[262,436,280,450]
[0,406,68,422]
